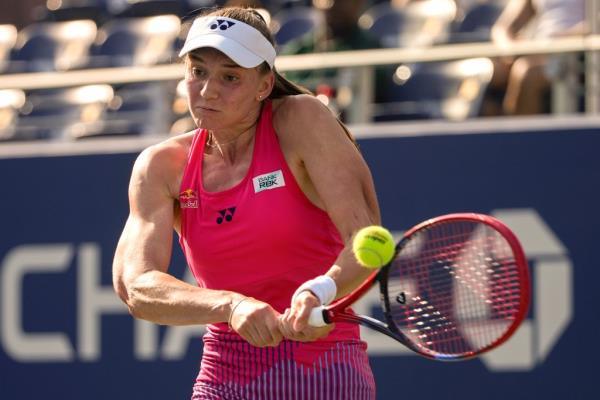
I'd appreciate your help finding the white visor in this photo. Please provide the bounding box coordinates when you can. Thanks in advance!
[179,16,276,69]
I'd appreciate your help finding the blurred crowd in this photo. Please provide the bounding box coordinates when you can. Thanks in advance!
[0,0,592,141]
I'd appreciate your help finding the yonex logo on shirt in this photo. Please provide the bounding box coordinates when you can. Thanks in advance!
[210,19,236,31]
[253,170,286,193]
[216,207,236,224]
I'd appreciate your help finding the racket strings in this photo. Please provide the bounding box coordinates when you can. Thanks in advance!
[386,221,523,357]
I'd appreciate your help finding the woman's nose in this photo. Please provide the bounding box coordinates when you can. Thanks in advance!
[199,77,218,100]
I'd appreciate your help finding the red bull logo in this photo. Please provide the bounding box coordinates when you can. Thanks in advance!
[179,189,198,209]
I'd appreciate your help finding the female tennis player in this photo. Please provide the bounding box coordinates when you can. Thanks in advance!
[112,6,380,399]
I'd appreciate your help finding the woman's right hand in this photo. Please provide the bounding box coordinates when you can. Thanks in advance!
[277,290,334,342]
[228,297,283,347]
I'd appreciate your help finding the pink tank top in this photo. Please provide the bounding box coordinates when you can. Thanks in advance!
[178,101,357,341]
[178,102,373,397]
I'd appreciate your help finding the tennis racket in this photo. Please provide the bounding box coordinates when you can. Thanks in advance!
[309,213,530,361]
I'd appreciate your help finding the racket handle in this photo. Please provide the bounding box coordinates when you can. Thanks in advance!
[308,306,328,327]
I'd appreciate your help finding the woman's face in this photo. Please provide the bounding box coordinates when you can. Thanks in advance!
[185,48,272,132]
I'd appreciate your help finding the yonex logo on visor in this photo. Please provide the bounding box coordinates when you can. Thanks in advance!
[179,16,276,69]
[210,20,235,31]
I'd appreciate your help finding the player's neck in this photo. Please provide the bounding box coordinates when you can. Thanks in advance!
[206,125,256,164]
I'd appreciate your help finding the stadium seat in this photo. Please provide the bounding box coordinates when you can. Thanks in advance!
[14,85,114,140]
[358,3,408,48]
[100,82,175,136]
[89,14,181,67]
[168,79,196,135]
[271,6,323,46]
[109,0,183,18]
[372,58,494,121]
[0,89,26,141]
[10,19,97,72]
[358,0,456,48]
[447,1,506,43]
[0,24,17,73]
[251,0,311,14]
[40,0,111,25]
[277,0,312,8]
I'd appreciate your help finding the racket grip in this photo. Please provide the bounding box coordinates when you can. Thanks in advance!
[308,306,328,327]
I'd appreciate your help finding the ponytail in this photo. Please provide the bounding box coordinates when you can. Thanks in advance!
[269,69,313,98]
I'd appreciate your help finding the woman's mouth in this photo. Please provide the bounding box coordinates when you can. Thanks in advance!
[198,106,219,112]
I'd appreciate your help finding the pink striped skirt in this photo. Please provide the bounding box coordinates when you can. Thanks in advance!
[191,334,375,400]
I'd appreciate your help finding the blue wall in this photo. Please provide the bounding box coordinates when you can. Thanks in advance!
[1,123,598,399]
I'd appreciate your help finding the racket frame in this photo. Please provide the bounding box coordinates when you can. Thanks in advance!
[321,213,531,360]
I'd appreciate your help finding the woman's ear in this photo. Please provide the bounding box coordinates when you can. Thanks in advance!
[256,71,275,101]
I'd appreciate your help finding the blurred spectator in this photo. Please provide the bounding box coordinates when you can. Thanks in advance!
[0,0,46,29]
[486,0,586,115]
[283,0,379,54]
[390,0,418,7]
[281,0,391,119]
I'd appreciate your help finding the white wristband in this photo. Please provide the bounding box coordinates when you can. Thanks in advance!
[291,275,337,306]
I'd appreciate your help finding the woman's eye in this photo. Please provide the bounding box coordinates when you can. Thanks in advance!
[224,75,239,82]
[191,67,205,77]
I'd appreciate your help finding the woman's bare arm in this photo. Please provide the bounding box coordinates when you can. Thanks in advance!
[276,95,381,337]
[112,138,282,347]
[113,141,241,326]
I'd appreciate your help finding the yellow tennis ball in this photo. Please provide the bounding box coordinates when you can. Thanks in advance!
[353,226,395,269]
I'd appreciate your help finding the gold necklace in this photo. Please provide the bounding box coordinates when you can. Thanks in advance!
[206,125,256,158]
[206,129,252,148]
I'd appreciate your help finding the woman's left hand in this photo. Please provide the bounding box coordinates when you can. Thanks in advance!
[278,291,334,342]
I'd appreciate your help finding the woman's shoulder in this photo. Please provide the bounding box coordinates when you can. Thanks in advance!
[273,94,327,117]
[138,131,194,166]
[272,95,335,133]
[132,131,197,191]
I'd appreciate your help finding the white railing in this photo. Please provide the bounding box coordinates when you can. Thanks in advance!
[2,35,599,87]
[586,0,599,112]
[1,34,599,122]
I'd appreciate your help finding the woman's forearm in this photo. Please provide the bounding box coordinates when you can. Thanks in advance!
[124,270,243,326]
[326,246,374,300]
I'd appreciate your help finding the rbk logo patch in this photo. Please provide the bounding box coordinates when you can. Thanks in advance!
[210,19,236,31]
[253,170,285,193]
